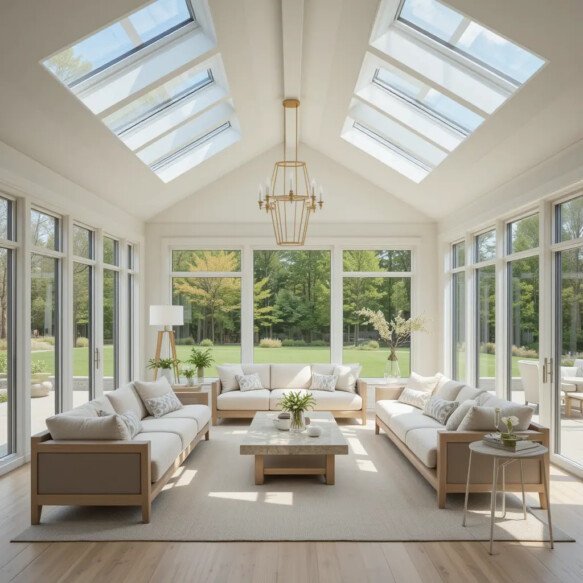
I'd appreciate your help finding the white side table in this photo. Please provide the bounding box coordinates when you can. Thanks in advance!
[463,440,553,555]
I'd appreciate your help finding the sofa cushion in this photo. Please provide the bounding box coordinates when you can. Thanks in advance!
[456,386,487,403]
[217,389,271,410]
[388,410,444,442]
[89,395,117,416]
[445,399,477,430]
[107,383,148,419]
[307,390,362,411]
[405,428,439,468]
[241,364,271,389]
[269,388,311,410]
[476,395,534,430]
[217,364,245,392]
[406,372,442,394]
[60,402,99,418]
[434,377,465,401]
[423,396,459,424]
[162,404,211,429]
[333,364,361,393]
[133,377,173,402]
[46,413,130,440]
[375,400,418,427]
[311,364,336,375]
[140,417,198,448]
[134,431,182,482]
[398,387,431,410]
[271,364,312,390]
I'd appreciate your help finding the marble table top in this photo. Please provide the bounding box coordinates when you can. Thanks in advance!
[240,412,349,456]
[470,440,547,458]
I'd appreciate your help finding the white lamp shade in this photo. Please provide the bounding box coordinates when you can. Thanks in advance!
[149,305,184,326]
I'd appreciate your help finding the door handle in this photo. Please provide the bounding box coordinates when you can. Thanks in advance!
[94,347,101,370]
[542,357,553,383]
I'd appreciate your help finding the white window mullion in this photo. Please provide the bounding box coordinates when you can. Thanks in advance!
[330,246,343,364]
[495,220,506,398]
[465,232,476,386]
[118,239,129,385]
[94,229,104,397]
[61,216,74,412]
[241,245,253,363]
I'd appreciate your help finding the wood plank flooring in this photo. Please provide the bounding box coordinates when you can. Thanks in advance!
[1,457,582,582]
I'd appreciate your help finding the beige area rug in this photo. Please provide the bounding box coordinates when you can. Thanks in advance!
[14,420,573,542]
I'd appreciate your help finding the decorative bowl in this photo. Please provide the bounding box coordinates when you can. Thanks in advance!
[307,426,322,437]
[273,418,290,431]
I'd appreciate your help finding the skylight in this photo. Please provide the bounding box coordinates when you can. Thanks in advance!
[343,0,546,182]
[42,0,240,182]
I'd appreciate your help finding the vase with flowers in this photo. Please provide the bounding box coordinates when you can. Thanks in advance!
[278,391,316,432]
[356,309,428,382]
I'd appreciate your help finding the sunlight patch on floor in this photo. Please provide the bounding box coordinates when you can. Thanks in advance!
[356,458,377,472]
[209,491,259,502]
[264,492,293,505]
[347,436,367,456]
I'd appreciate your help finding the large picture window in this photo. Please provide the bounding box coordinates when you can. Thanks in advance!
[452,241,466,381]
[253,250,331,364]
[172,250,241,376]
[343,250,412,377]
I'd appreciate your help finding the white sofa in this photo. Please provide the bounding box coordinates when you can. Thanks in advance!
[31,383,211,524]
[375,378,550,508]
[211,363,367,425]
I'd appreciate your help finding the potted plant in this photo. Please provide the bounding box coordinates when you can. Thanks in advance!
[147,357,177,384]
[181,366,197,388]
[187,348,214,382]
[500,414,520,447]
[278,391,316,432]
[356,309,428,382]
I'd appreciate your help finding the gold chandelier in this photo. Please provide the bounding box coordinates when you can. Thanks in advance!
[258,99,324,246]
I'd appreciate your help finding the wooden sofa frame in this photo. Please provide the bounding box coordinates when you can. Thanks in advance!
[374,387,550,509]
[211,379,368,426]
[31,422,209,525]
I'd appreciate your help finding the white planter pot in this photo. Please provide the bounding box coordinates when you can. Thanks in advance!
[158,368,173,384]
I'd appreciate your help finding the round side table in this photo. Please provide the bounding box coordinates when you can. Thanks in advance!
[462,440,553,555]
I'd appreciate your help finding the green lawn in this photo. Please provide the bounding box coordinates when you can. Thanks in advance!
[26,345,535,380]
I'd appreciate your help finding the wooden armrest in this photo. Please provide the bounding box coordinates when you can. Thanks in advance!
[34,440,150,454]
[375,386,404,401]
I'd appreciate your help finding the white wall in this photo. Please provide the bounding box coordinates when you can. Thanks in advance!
[145,144,440,393]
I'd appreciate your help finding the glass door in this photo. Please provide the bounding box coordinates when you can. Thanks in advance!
[554,195,583,466]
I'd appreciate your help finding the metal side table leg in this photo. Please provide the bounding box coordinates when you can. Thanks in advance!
[519,460,527,519]
[489,457,498,555]
[463,449,473,527]
[541,457,554,549]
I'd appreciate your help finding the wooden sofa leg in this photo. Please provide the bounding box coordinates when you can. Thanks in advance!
[205,429,210,441]
[31,504,42,525]
[361,412,367,426]
[375,422,380,435]
[437,488,446,509]
[142,502,151,524]
[539,491,548,509]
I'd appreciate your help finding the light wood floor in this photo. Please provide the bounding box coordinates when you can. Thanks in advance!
[2,456,583,582]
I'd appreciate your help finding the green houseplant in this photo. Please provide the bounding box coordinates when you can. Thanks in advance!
[187,348,215,381]
[278,391,316,432]
[181,366,197,387]
[147,357,177,383]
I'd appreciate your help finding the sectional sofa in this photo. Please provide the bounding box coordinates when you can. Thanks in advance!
[31,381,210,524]
[212,363,367,425]
[375,376,550,508]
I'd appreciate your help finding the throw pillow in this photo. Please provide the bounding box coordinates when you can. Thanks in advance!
[144,391,183,418]
[457,406,499,432]
[106,383,147,419]
[119,410,142,438]
[407,372,443,394]
[216,364,245,392]
[423,396,459,424]
[310,372,338,392]
[333,364,361,393]
[398,387,431,410]
[236,373,264,392]
[445,399,477,431]
[433,377,465,401]
[133,377,173,404]
[474,395,535,430]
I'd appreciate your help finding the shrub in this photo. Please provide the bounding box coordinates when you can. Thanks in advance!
[200,339,214,347]
[260,338,282,348]
[281,339,296,347]
[309,340,327,347]
[75,337,89,348]
[481,342,496,355]
[38,336,55,346]
[0,392,7,404]
[293,339,306,347]
[511,345,538,359]
[31,361,47,375]
[0,339,7,351]
[366,340,380,350]
[176,337,195,346]
[0,352,6,374]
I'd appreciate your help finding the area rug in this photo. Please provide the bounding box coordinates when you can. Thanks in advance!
[14,421,573,542]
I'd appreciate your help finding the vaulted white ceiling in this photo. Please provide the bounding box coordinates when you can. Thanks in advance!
[0,0,582,221]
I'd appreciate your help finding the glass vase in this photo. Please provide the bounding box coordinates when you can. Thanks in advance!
[384,351,401,383]
[290,410,306,432]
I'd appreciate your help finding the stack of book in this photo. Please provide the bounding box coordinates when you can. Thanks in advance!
[483,433,540,452]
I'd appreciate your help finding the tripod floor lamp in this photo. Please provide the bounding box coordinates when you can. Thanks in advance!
[149,305,183,383]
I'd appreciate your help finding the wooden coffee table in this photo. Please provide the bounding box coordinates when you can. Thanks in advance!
[240,412,349,485]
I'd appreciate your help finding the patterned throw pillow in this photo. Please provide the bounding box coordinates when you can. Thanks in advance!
[398,387,431,409]
[144,391,183,418]
[423,396,460,424]
[119,410,142,438]
[310,372,338,392]
[235,373,264,392]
